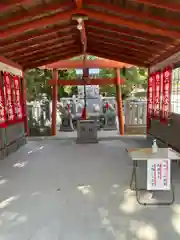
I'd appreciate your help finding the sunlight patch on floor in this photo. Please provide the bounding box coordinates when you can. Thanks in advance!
[119,188,142,214]
[130,220,158,240]
[171,204,180,235]
[77,185,95,199]
[13,161,28,168]
[0,179,8,185]
[0,195,19,209]
[98,207,116,237]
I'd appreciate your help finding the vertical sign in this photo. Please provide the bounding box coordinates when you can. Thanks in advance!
[3,72,15,124]
[13,75,23,122]
[147,159,171,190]
[0,72,6,128]
[153,71,161,119]
[147,74,155,132]
[161,66,172,124]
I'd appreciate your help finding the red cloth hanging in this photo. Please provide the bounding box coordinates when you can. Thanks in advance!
[13,75,23,122]
[81,106,86,120]
[153,71,161,119]
[105,102,109,110]
[160,66,172,124]
[0,74,7,128]
[3,72,16,124]
[67,103,70,114]
[146,73,155,133]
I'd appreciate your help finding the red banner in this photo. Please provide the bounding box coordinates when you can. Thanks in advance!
[160,66,172,124]
[3,72,15,124]
[0,74,6,128]
[147,74,155,132]
[13,75,23,122]
[153,71,161,119]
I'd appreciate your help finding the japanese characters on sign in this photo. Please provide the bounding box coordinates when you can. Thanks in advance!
[147,158,171,191]
[13,75,23,121]
[147,74,155,132]
[0,75,6,128]
[3,72,15,123]
[161,67,172,124]
[153,71,161,119]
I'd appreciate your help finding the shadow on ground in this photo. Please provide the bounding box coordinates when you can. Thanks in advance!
[0,137,180,239]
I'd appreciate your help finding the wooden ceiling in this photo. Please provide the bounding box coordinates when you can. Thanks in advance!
[0,0,180,69]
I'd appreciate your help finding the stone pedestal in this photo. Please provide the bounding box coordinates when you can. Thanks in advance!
[76,120,98,144]
[59,114,74,132]
[103,112,117,130]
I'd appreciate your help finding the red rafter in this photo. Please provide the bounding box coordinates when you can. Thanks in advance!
[78,8,180,39]
[0,28,76,52]
[87,22,172,44]
[131,0,180,13]
[87,30,162,52]
[87,38,153,56]
[19,45,79,65]
[89,45,148,62]
[75,0,83,8]
[11,40,77,61]
[23,51,80,69]
[86,0,180,28]
[87,31,162,52]
[0,0,31,12]
[2,33,77,55]
[0,25,74,46]
[88,49,149,67]
[3,35,76,57]
[0,9,78,38]
[1,2,74,26]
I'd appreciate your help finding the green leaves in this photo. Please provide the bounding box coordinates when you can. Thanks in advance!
[25,56,148,101]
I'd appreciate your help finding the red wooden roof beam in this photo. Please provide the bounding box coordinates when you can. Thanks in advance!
[88,31,163,52]
[23,51,80,69]
[0,0,31,12]
[86,0,180,28]
[78,9,180,39]
[41,59,132,69]
[2,33,77,55]
[21,46,80,66]
[87,22,173,44]
[88,50,149,67]
[11,40,77,61]
[14,45,79,64]
[132,0,180,13]
[1,2,74,26]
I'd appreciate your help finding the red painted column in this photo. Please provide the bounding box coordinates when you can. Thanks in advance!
[116,68,124,135]
[22,71,29,136]
[51,69,58,136]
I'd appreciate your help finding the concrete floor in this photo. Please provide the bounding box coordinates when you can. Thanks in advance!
[0,137,180,239]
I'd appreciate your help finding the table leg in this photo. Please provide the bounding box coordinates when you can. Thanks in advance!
[132,161,175,206]
[130,160,146,191]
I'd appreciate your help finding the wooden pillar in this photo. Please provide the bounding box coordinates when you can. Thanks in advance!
[22,71,29,136]
[116,68,124,135]
[51,68,58,136]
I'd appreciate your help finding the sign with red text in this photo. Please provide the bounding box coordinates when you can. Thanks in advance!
[147,74,155,132]
[147,158,171,191]
[13,75,23,121]
[3,72,15,123]
[0,78,6,128]
[161,67,172,124]
[153,71,161,119]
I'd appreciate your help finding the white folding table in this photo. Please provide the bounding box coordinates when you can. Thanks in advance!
[126,148,180,206]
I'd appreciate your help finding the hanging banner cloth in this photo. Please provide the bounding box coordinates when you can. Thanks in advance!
[13,75,23,122]
[160,66,172,124]
[3,72,15,124]
[0,72,6,128]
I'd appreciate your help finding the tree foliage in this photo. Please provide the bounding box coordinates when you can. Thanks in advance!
[25,57,148,101]
[99,67,148,99]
